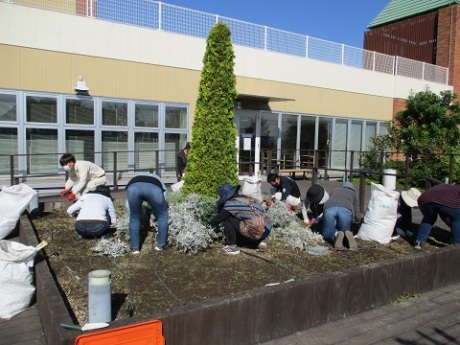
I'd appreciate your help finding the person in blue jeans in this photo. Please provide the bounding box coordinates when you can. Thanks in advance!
[415,184,460,249]
[126,174,169,254]
[322,182,362,249]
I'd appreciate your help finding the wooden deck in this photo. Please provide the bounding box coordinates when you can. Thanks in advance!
[0,304,47,345]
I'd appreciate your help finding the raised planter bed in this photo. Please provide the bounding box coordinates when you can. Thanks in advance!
[19,203,460,345]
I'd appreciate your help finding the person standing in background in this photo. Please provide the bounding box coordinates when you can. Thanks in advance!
[176,142,191,182]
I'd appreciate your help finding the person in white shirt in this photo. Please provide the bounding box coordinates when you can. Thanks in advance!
[67,186,117,238]
[59,153,107,200]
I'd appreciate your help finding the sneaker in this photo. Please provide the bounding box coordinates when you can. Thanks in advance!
[345,231,358,250]
[220,245,240,255]
[154,245,167,251]
[131,250,140,255]
[414,241,422,250]
[257,241,267,252]
[334,232,345,249]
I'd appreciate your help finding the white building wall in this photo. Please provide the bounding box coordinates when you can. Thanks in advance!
[0,3,452,100]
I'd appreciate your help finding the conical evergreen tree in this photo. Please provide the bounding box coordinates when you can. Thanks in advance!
[182,23,238,197]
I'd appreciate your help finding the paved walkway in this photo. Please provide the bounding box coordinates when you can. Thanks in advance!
[261,281,460,344]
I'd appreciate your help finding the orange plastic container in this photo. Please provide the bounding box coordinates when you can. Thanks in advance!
[75,320,164,345]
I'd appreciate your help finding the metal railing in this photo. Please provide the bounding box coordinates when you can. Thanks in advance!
[3,0,449,85]
[1,149,456,215]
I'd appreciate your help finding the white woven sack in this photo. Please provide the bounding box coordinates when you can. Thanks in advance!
[242,177,263,202]
[0,240,37,319]
[0,184,37,239]
[356,183,400,244]
[171,180,185,193]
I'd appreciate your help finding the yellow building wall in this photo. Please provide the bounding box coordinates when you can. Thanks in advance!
[0,44,394,122]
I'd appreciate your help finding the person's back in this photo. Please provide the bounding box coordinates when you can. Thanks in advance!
[67,188,116,238]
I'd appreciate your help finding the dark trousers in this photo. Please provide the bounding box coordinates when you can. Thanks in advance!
[223,217,270,248]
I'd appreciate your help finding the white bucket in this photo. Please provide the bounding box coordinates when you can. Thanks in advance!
[382,169,397,190]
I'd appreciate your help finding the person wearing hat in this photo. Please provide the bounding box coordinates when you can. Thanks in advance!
[208,182,272,255]
[415,184,460,249]
[395,188,421,237]
[66,185,117,239]
[126,173,169,254]
[301,184,330,225]
[176,142,191,182]
[266,173,301,207]
[322,181,362,249]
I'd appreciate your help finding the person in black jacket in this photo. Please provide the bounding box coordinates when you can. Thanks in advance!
[302,184,330,225]
[176,142,190,182]
[266,173,301,207]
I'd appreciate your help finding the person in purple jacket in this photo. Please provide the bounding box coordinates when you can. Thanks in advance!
[415,184,460,249]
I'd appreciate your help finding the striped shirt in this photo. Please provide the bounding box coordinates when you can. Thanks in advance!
[418,184,460,209]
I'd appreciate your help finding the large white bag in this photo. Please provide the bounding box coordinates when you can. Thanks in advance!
[242,177,263,202]
[171,180,185,193]
[356,183,400,244]
[0,240,37,319]
[0,184,37,239]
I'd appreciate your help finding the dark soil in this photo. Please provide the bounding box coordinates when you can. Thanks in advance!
[31,208,449,325]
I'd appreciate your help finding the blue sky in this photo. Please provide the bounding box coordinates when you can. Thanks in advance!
[160,0,390,48]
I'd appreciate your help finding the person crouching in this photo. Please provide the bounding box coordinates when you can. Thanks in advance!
[209,182,272,255]
[67,185,116,239]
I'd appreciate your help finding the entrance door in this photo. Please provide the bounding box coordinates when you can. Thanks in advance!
[236,110,258,176]
[236,110,279,178]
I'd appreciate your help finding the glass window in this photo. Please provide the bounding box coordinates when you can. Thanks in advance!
[66,130,95,163]
[350,120,363,168]
[318,118,332,168]
[26,95,57,123]
[0,94,17,122]
[102,101,128,126]
[164,133,187,172]
[26,128,58,174]
[332,119,348,169]
[365,122,377,150]
[299,116,316,167]
[135,132,159,170]
[101,131,128,171]
[66,98,94,124]
[237,111,257,174]
[0,128,18,175]
[135,103,159,127]
[165,106,187,129]
[281,114,298,167]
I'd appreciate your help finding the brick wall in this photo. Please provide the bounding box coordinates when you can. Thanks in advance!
[437,5,460,93]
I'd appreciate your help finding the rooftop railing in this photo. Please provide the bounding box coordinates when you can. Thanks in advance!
[3,0,449,85]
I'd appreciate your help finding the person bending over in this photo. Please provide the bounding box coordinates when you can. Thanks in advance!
[209,182,272,255]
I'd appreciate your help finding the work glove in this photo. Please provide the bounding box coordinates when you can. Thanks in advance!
[60,189,69,197]
[67,193,76,201]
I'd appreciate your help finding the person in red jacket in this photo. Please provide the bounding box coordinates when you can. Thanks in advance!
[415,184,460,249]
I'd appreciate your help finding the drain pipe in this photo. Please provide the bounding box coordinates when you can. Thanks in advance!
[88,269,112,323]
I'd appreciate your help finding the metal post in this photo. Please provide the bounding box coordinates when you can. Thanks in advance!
[9,155,14,186]
[113,152,118,190]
